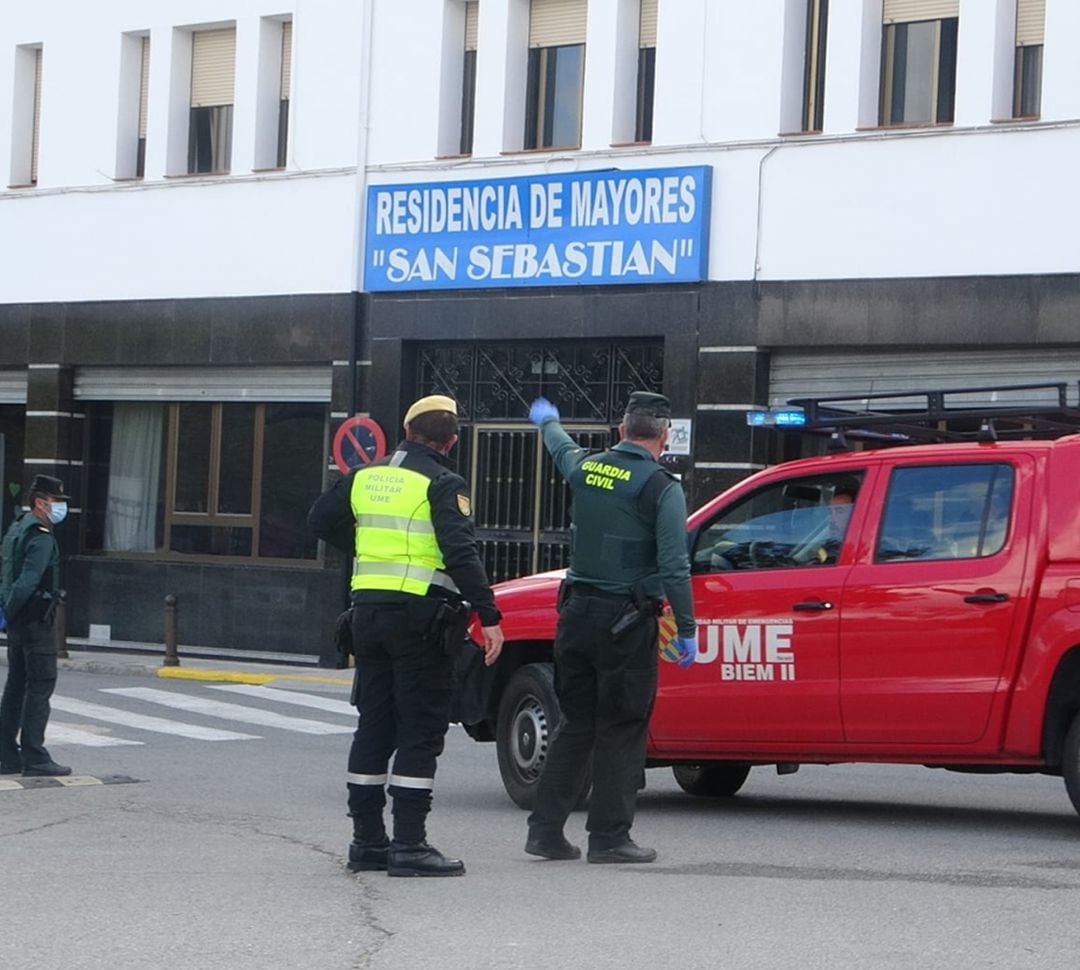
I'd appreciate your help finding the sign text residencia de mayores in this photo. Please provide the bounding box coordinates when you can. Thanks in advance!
[364,166,712,292]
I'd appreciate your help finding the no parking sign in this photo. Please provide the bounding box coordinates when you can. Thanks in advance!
[333,416,388,473]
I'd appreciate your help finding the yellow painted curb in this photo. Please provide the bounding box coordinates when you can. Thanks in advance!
[157,669,277,685]
[156,668,352,686]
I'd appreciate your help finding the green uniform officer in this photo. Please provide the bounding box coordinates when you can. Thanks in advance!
[524,391,697,865]
[0,474,70,777]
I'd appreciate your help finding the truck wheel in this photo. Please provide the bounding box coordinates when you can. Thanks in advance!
[497,663,560,810]
[1063,713,1080,816]
[672,762,751,798]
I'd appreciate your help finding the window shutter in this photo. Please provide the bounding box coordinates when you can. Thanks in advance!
[74,366,332,403]
[31,48,42,183]
[639,0,657,48]
[882,0,958,23]
[465,2,479,51]
[190,27,236,107]
[281,21,292,99]
[1015,0,1045,46]
[138,37,150,139]
[529,0,587,48]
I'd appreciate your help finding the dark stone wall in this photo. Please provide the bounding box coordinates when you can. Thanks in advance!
[0,293,360,658]
[5,272,1080,654]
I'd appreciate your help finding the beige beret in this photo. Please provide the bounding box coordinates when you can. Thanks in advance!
[403,394,458,429]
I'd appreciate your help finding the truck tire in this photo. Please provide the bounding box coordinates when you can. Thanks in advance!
[1063,712,1080,817]
[672,762,751,798]
[497,663,560,810]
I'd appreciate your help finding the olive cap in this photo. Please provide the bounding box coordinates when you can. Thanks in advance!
[30,474,69,499]
[624,391,671,419]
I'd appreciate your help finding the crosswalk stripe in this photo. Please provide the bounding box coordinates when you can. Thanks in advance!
[207,684,357,716]
[47,722,144,747]
[51,696,259,741]
[103,687,354,735]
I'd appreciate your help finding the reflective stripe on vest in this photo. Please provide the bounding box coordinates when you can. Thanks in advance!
[352,560,460,594]
[350,453,453,596]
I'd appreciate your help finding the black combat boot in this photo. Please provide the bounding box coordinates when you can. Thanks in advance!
[387,841,465,877]
[347,839,390,872]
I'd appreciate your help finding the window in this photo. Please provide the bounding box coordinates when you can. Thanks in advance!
[635,0,656,142]
[460,1,478,154]
[1013,0,1043,118]
[137,37,150,178]
[524,0,587,150]
[84,402,326,562]
[188,28,235,174]
[8,45,41,187]
[879,2,958,126]
[876,464,1013,563]
[801,0,828,132]
[30,47,41,184]
[277,21,292,167]
[692,473,865,573]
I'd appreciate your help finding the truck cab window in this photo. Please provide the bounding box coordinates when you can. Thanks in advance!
[692,472,864,572]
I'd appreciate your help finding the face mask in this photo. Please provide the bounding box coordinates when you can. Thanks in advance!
[47,501,68,525]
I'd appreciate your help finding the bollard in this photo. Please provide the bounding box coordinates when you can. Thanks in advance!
[54,589,68,659]
[163,594,180,667]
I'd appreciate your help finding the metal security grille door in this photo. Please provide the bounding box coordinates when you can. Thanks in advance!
[471,425,611,582]
[415,339,663,582]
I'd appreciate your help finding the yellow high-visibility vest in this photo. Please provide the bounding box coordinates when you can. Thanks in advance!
[349,452,460,597]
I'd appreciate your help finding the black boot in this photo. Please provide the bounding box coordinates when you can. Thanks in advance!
[387,841,465,877]
[347,839,390,873]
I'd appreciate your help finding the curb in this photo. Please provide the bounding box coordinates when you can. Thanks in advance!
[0,654,353,687]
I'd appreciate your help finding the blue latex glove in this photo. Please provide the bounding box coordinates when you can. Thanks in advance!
[675,635,697,669]
[528,397,560,426]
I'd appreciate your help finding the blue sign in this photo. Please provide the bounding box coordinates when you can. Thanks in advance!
[364,166,712,292]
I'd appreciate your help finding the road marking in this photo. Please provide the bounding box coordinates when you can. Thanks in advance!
[51,696,259,741]
[47,721,144,747]
[103,687,353,735]
[1,774,141,793]
[208,684,357,716]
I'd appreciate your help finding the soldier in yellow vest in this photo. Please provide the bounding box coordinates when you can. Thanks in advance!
[309,395,503,877]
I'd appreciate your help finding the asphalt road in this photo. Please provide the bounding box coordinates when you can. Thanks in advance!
[3,668,1080,969]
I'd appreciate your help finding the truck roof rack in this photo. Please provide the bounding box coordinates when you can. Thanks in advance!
[780,382,1080,447]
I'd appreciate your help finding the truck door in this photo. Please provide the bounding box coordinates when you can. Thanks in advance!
[650,470,866,745]
[839,458,1032,745]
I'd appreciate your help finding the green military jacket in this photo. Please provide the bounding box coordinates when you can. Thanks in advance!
[0,511,59,622]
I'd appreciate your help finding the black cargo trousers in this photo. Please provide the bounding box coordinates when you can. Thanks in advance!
[0,616,57,769]
[528,584,659,851]
[346,595,459,846]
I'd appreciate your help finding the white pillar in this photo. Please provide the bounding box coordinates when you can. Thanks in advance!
[581,0,638,149]
[230,18,259,174]
[472,0,530,156]
[822,0,881,133]
[954,0,1014,126]
[153,27,193,178]
[1040,0,1080,120]
[703,1,787,141]
[651,0,706,145]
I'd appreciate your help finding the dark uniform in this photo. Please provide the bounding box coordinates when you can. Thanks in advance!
[0,476,67,776]
[527,392,695,862]
[308,403,500,877]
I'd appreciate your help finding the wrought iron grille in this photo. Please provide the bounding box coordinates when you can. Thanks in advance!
[416,340,663,583]
[417,340,663,423]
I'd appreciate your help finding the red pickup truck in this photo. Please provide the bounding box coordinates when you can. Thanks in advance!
[457,413,1080,818]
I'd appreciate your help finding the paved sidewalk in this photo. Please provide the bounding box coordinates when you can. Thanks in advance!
[0,638,353,687]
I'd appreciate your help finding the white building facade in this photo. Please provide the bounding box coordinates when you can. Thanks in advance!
[1,0,1076,656]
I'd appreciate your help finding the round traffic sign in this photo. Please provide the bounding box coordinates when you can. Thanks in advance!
[333,416,388,473]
